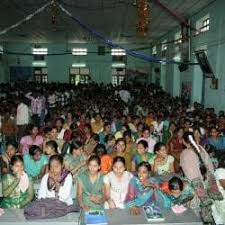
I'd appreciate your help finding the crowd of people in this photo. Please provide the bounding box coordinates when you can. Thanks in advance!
[0,81,225,224]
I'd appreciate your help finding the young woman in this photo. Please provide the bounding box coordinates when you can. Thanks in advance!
[207,127,225,150]
[111,138,132,171]
[23,145,48,179]
[77,155,105,211]
[0,140,18,176]
[162,122,176,145]
[180,132,222,223]
[168,127,184,172]
[131,140,154,172]
[161,176,194,207]
[152,142,174,175]
[104,156,133,209]
[38,154,73,206]
[0,155,34,208]
[125,162,168,215]
[104,134,116,154]
[136,126,156,153]
[64,141,87,178]
[19,124,43,154]
[94,144,113,174]
[44,140,58,157]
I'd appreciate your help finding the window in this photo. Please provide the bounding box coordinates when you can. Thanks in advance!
[174,31,182,45]
[34,67,48,83]
[0,45,3,54]
[70,67,90,85]
[161,40,167,51]
[112,68,126,86]
[32,48,48,55]
[152,46,157,56]
[201,18,210,32]
[72,48,87,55]
[196,15,210,35]
[161,40,167,57]
[111,48,126,56]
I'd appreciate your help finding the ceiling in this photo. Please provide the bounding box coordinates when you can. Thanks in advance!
[0,0,216,44]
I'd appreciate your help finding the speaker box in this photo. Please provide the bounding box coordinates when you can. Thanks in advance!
[195,50,214,78]
[98,46,105,55]
[154,67,160,73]
[178,63,188,72]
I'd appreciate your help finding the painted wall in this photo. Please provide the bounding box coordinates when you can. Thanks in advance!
[0,42,151,84]
[153,0,225,111]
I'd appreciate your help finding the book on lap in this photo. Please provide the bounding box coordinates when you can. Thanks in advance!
[84,210,108,225]
[143,205,165,222]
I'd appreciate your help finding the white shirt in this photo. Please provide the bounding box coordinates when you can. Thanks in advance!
[16,103,29,125]
[104,171,133,209]
[38,173,73,205]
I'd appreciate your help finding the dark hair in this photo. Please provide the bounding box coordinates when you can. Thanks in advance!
[116,138,126,146]
[70,141,83,154]
[6,140,18,149]
[137,161,151,172]
[46,140,58,154]
[105,134,115,143]
[168,177,184,191]
[103,121,110,128]
[55,117,65,124]
[10,155,24,166]
[29,145,42,156]
[28,124,39,133]
[94,144,107,156]
[142,125,150,132]
[137,140,148,149]
[123,130,132,139]
[112,156,126,167]
[218,155,225,169]
[91,133,100,142]
[205,144,216,155]
[153,142,165,154]
[48,154,64,169]
[88,155,101,166]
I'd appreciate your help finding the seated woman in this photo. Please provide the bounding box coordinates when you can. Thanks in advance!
[111,138,132,171]
[161,176,194,207]
[24,155,75,220]
[64,141,87,178]
[207,127,225,151]
[104,134,116,154]
[0,140,18,176]
[104,156,133,209]
[0,155,34,208]
[94,144,113,175]
[38,154,73,206]
[44,140,59,157]
[77,155,104,211]
[19,124,43,154]
[131,140,154,172]
[23,145,48,180]
[125,162,168,215]
[152,142,175,175]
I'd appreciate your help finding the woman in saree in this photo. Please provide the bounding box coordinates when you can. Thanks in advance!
[125,162,170,215]
[64,141,87,179]
[0,155,34,208]
[77,155,105,211]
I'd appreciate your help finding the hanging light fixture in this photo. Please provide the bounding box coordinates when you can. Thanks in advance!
[51,0,59,30]
[136,0,150,36]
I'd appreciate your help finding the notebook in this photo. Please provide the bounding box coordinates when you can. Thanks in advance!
[84,210,108,225]
[143,205,165,222]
